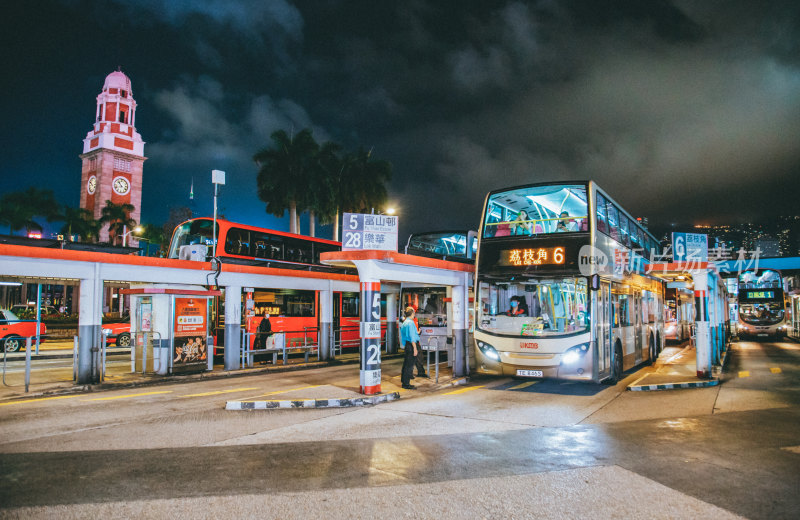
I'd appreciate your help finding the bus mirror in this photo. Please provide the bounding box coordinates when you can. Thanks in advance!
[590,274,600,291]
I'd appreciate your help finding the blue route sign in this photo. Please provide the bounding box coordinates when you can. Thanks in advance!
[672,232,708,262]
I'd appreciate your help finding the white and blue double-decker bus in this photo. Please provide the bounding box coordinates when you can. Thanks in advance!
[474,181,665,383]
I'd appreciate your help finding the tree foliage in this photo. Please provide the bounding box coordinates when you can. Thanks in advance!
[0,188,59,235]
[253,129,392,239]
[99,200,136,245]
[57,206,100,242]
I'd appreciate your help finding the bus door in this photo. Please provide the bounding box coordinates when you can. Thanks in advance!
[634,292,643,363]
[595,281,612,380]
[332,293,342,352]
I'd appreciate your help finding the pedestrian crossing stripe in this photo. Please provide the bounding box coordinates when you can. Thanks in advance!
[88,391,172,401]
[181,387,259,398]
[508,381,539,390]
[0,395,79,407]
[443,385,484,395]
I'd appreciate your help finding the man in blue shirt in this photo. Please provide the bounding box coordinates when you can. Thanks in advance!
[399,307,420,389]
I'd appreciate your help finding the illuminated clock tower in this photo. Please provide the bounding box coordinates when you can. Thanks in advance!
[79,70,146,244]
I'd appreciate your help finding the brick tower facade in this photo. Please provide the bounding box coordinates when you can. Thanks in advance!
[79,70,145,244]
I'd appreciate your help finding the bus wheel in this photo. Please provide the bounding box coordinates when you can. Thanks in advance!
[609,342,623,383]
[649,335,658,364]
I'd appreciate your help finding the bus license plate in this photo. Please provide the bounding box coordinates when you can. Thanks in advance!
[516,370,543,378]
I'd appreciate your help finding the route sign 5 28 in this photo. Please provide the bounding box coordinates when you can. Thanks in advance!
[342,213,398,252]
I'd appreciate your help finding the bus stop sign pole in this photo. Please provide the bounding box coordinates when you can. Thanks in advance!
[360,281,382,394]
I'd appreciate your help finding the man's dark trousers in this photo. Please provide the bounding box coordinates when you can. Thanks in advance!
[402,341,416,386]
[415,346,428,376]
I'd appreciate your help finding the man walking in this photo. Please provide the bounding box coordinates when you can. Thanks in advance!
[400,307,419,389]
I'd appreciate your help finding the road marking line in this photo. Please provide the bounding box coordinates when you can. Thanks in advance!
[181,387,259,398]
[770,367,782,374]
[508,381,539,390]
[238,385,320,400]
[738,371,750,378]
[443,385,485,395]
[88,391,172,401]
[0,395,80,407]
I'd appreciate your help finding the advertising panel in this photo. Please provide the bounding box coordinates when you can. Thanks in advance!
[173,297,208,368]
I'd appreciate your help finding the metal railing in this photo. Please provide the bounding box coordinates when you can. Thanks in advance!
[1,335,37,392]
[423,336,443,383]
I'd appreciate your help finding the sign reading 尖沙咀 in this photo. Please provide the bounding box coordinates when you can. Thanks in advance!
[672,232,708,262]
[342,213,398,251]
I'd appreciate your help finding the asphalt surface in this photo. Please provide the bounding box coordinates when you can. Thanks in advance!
[0,339,798,519]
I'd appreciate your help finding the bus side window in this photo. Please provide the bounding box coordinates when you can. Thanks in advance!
[596,193,608,234]
[225,228,251,256]
[606,203,620,243]
[619,216,630,248]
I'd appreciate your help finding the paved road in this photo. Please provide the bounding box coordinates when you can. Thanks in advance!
[0,340,798,519]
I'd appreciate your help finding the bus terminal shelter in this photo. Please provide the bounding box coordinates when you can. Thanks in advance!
[321,249,473,394]
[646,261,729,378]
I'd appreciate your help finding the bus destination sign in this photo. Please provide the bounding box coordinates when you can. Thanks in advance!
[745,290,775,300]
[500,246,565,267]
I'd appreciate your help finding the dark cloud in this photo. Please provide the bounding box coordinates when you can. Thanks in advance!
[2,0,799,242]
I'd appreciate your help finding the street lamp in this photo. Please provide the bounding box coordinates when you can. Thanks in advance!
[121,225,143,247]
[212,169,226,255]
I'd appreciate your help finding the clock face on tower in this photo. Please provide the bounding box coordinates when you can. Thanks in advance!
[87,176,97,194]
[112,176,130,195]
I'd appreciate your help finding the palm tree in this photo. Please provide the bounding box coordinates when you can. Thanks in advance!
[304,141,342,238]
[254,129,320,235]
[57,206,100,242]
[99,200,136,245]
[0,188,59,235]
[329,147,391,240]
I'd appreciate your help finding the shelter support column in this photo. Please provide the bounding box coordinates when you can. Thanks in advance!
[451,274,469,377]
[385,291,397,354]
[77,264,102,384]
[319,288,332,360]
[360,280,382,394]
[224,285,241,371]
[692,270,711,378]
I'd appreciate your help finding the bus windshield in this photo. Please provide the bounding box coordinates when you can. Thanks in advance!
[406,231,476,259]
[483,184,588,238]
[168,219,215,259]
[738,270,784,326]
[477,277,589,337]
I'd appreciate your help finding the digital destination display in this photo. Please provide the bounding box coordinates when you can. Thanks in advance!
[499,246,565,266]
[745,291,775,300]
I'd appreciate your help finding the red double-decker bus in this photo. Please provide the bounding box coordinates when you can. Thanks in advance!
[168,218,384,358]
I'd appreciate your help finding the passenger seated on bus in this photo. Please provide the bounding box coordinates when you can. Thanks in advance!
[506,296,528,317]
[510,210,534,236]
[556,211,579,232]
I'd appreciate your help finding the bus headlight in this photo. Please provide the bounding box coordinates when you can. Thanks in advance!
[562,343,590,365]
[477,340,501,362]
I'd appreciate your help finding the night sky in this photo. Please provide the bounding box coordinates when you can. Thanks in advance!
[2,0,800,243]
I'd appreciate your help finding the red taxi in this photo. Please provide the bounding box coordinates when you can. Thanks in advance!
[0,309,47,352]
